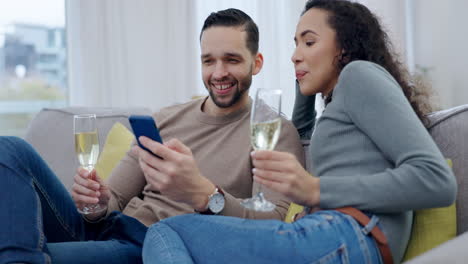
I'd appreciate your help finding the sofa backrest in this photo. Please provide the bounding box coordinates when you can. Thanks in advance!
[23,105,467,234]
[24,107,151,190]
[427,104,468,235]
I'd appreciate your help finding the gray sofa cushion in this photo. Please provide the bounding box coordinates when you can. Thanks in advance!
[24,107,151,190]
[427,104,468,235]
[405,231,468,264]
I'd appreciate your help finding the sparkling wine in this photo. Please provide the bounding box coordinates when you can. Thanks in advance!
[251,118,281,150]
[75,131,99,170]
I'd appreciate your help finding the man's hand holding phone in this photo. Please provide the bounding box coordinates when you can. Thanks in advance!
[129,115,163,157]
[129,115,215,211]
[132,136,215,212]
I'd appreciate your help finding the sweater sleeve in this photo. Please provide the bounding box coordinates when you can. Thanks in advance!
[105,112,165,215]
[319,61,457,212]
[107,112,170,215]
[292,80,317,141]
[105,140,147,214]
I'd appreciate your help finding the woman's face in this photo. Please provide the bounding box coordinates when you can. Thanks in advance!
[292,8,341,96]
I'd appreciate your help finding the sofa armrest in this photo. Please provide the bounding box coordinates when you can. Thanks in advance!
[427,104,468,235]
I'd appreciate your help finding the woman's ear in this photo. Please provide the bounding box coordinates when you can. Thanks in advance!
[340,49,350,64]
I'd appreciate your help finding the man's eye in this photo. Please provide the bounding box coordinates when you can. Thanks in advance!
[228,59,239,63]
[203,60,213,64]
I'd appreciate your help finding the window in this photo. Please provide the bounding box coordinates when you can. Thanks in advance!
[0,0,67,137]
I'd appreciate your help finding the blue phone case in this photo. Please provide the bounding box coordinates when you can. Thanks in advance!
[129,115,163,156]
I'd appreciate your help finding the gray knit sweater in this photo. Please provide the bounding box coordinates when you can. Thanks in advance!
[292,61,457,263]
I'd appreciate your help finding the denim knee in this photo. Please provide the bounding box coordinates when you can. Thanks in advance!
[0,136,32,153]
[0,136,36,166]
[145,223,159,240]
[143,222,194,264]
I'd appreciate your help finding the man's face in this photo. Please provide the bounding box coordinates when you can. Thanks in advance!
[200,26,261,109]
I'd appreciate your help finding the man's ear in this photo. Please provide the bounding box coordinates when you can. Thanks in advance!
[252,53,264,76]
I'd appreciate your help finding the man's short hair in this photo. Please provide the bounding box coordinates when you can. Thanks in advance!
[200,8,259,55]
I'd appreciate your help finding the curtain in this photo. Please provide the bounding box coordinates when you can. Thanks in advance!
[67,0,307,116]
[67,0,408,115]
[67,0,198,111]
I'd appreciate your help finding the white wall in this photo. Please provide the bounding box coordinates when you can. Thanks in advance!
[413,0,468,109]
[67,0,306,116]
[361,0,407,60]
[352,0,468,110]
[67,0,199,111]
[67,0,468,115]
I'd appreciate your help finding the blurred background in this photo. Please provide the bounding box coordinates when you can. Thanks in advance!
[0,0,466,137]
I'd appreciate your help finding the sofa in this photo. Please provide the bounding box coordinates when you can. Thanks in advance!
[425,104,468,235]
[24,107,151,190]
[23,104,468,262]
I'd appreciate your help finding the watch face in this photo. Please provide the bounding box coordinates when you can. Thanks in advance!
[208,193,225,214]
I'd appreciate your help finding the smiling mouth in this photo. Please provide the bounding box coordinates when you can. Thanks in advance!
[211,82,237,96]
[212,82,236,90]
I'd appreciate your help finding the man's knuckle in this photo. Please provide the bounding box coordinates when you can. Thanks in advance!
[166,166,177,176]
[159,182,168,191]
[175,156,184,164]
[142,165,150,175]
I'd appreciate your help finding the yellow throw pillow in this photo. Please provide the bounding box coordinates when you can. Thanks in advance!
[402,158,457,261]
[284,203,304,223]
[402,203,457,261]
[95,122,134,180]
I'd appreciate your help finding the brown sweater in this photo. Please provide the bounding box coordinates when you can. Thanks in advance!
[106,97,304,226]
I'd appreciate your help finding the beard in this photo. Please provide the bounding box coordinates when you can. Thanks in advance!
[207,79,251,108]
[205,74,252,109]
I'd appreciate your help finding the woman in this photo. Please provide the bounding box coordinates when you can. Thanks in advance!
[142,0,457,263]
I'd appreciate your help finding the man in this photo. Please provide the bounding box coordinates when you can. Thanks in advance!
[0,8,303,264]
[103,8,304,224]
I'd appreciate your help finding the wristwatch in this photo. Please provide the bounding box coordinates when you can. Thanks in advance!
[199,186,225,215]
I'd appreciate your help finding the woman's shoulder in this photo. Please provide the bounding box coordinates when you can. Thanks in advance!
[335,60,400,97]
[340,60,392,81]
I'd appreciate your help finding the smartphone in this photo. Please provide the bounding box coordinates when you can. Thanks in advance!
[129,115,163,156]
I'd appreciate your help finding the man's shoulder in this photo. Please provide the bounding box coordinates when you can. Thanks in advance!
[279,115,302,140]
[154,98,205,121]
[279,114,296,128]
[160,98,204,113]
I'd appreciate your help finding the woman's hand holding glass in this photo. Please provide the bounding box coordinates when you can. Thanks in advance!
[251,150,320,208]
[241,88,282,211]
[71,168,110,219]
[73,114,108,215]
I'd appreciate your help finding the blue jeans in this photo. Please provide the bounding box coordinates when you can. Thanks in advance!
[143,211,383,264]
[0,137,147,264]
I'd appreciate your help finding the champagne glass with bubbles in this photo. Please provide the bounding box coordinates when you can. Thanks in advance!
[74,114,106,214]
[241,88,282,212]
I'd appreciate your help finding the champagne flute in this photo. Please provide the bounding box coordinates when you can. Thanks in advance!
[74,114,106,214]
[241,88,282,212]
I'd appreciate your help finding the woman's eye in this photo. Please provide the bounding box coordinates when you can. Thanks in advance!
[306,41,315,47]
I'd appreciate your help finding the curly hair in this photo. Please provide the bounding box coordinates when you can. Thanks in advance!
[303,0,433,126]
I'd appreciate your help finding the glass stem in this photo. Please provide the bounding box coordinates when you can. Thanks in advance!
[256,184,263,198]
[257,190,266,202]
